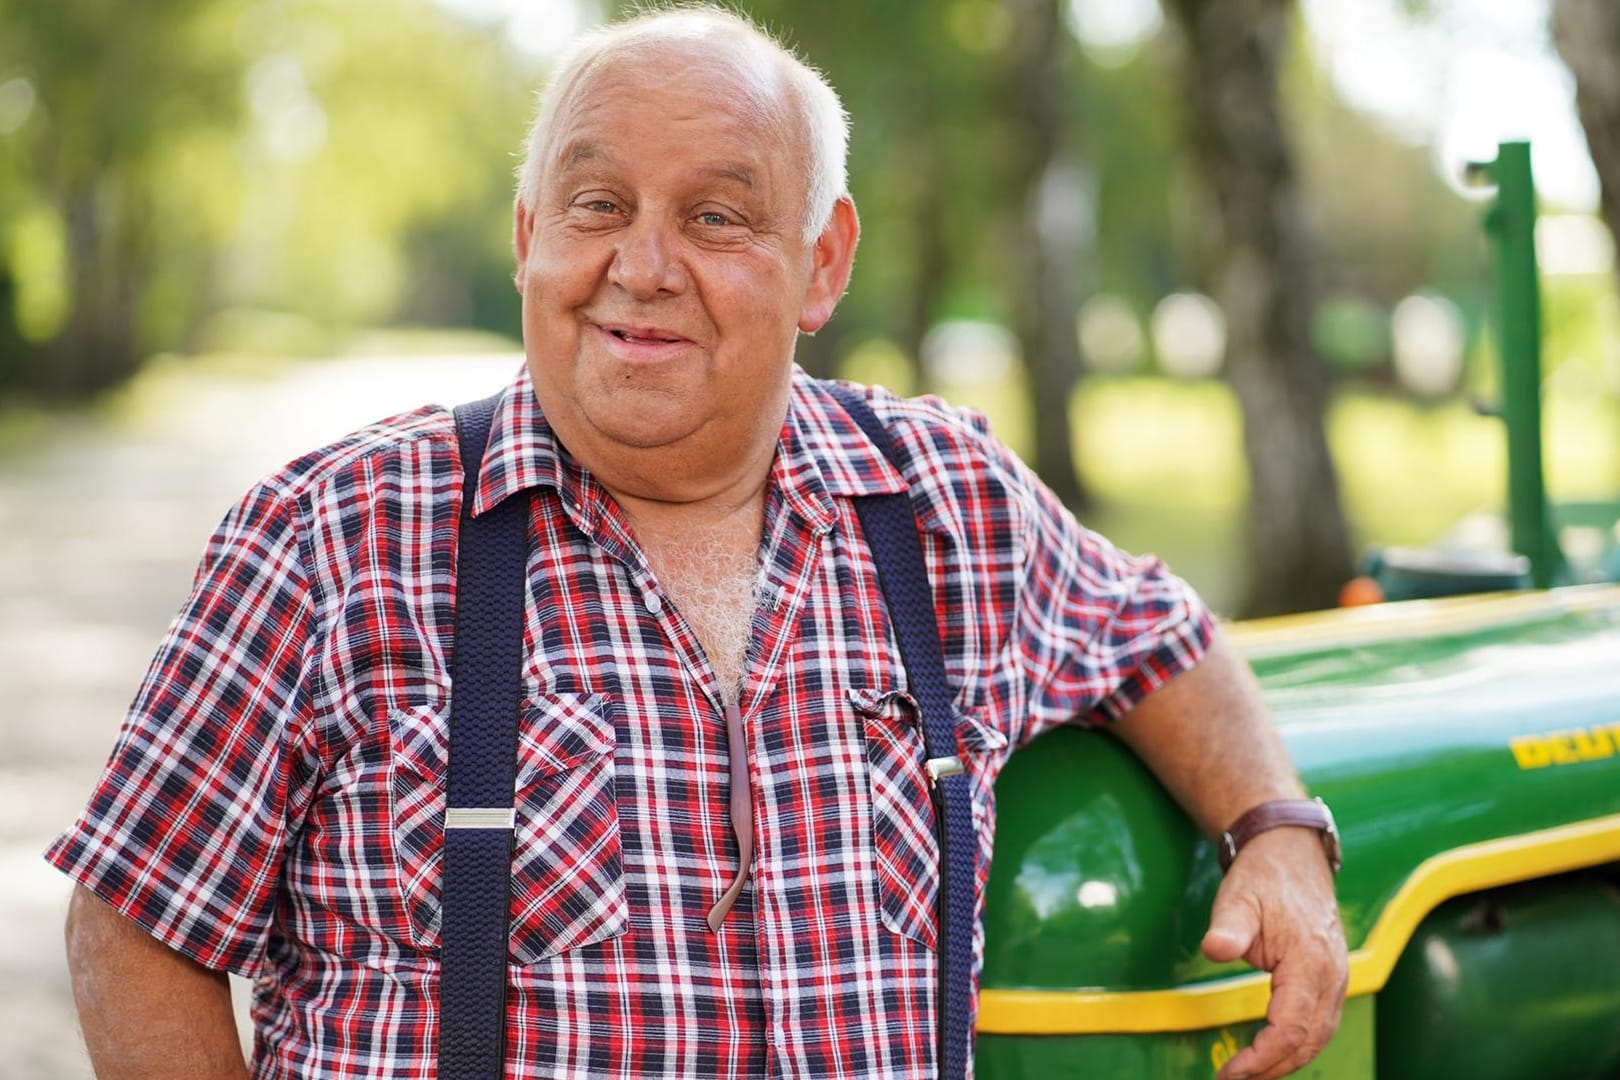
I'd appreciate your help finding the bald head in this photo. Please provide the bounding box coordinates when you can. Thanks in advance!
[515,6,849,243]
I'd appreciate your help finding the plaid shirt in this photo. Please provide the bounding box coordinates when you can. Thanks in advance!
[48,365,1212,1079]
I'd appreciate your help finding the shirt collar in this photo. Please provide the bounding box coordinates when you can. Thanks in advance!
[468,364,909,522]
[470,364,574,518]
[777,371,908,513]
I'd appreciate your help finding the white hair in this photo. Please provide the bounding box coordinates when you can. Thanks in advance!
[514,5,849,243]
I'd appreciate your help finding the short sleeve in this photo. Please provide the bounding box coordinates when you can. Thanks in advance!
[44,481,319,976]
[1000,449,1216,749]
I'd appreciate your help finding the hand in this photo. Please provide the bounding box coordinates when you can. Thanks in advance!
[1201,827,1348,1080]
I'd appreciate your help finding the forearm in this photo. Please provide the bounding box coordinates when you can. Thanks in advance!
[1112,627,1347,1080]
[65,886,249,1080]
[1110,626,1305,837]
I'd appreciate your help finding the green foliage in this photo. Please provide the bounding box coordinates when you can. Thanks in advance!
[1314,296,1392,371]
[1284,21,1487,306]
[1081,38,1183,306]
[0,0,254,393]
[2,0,1524,402]
[0,0,538,396]
[224,0,536,332]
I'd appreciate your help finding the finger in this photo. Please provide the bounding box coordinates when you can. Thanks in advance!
[1216,960,1331,1080]
[1215,1020,1314,1080]
[1202,886,1262,965]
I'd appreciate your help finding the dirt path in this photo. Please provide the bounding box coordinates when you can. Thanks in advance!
[0,353,523,1077]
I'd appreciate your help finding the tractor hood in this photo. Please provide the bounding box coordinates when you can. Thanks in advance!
[978,585,1620,1035]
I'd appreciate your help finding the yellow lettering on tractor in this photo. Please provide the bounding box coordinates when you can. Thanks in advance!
[1209,1029,1239,1073]
[1573,728,1614,761]
[1511,725,1620,770]
[1549,735,1582,765]
[1511,736,1552,769]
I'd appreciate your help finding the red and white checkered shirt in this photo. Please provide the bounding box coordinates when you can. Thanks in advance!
[48,365,1212,1079]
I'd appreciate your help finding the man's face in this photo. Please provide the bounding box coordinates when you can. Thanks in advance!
[514,48,845,481]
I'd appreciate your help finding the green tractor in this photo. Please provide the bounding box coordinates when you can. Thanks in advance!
[974,143,1620,1078]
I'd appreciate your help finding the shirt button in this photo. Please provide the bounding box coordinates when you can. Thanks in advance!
[644,592,662,615]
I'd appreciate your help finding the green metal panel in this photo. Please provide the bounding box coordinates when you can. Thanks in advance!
[981,728,1205,990]
[976,994,1375,1079]
[1375,877,1620,1080]
[982,594,1620,997]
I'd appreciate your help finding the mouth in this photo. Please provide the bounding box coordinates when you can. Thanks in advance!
[598,323,693,347]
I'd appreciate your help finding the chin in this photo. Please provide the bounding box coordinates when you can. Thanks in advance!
[583,393,705,450]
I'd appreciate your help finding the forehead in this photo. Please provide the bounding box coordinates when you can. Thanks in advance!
[545,43,799,187]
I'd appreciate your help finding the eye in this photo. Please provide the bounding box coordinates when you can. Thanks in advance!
[584,199,618,214]
[696,210,734,227]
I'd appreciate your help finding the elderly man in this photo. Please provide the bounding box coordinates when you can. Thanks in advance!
[52,7,1345,1080]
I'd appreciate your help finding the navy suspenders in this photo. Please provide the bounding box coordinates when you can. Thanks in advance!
[441,393,528,1079]
[826,384,976,1080]
[440,386,974,1080]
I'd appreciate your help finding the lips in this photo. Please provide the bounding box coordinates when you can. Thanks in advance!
[591,320,697,364]
[598,323,693,346]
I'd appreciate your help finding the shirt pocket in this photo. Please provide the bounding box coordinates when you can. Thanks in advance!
[507,692,628,963]
[848,686,1008,951]
[386,692,629,964]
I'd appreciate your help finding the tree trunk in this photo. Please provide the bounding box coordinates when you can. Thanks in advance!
[44,181,144,400]
[1553,0,1620,275]
[1164,0,1352,615]
[1000,0,1088,511]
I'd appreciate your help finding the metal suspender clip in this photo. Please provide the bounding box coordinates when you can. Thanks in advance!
[444,807,517,830]
[924,756,966,786]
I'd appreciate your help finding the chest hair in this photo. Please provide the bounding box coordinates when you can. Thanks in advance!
[639,529,764,705]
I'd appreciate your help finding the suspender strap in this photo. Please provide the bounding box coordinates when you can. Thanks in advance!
[441,392,529,1080]
[825,382,977,1080]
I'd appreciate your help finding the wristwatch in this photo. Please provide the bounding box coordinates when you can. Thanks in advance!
[1218,796,1342,874]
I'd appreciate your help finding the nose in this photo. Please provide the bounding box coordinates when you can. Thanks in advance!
[608,215,687,299]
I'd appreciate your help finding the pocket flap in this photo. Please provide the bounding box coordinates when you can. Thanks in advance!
[846,685,919,720]
[516,692,616,780]
[388,699,448,784]
[847,686,1008,757]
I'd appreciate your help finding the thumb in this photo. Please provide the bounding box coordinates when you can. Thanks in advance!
[1202,888,1261,964]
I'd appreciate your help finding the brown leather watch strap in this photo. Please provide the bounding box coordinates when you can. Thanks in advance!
[1219,796,1342,874]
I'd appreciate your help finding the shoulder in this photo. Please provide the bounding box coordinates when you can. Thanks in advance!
[793,372,995,447]
[199,404,459,577]
[791,372,1040,515]
[260,404,458,506]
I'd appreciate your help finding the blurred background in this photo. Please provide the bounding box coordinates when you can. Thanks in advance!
[3,0,1620,1073]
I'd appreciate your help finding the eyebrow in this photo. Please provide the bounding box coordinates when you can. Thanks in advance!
[554,142,757,190]
[698,164,757,189]
[557,140,608,173]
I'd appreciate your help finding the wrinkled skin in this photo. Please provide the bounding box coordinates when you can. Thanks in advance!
[512,40,858,522]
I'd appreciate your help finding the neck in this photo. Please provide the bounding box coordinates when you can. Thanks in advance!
[597,437,772,530]
[615,469,770,550]
[567,400,782,533]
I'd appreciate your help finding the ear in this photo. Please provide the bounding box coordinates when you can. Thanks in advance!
[513,201,536,293]
[798,195,860,334]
